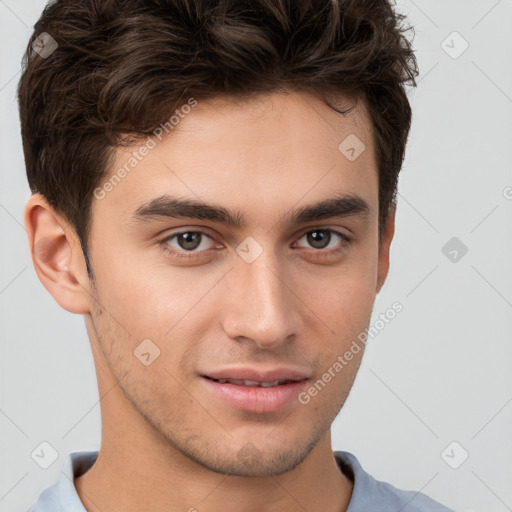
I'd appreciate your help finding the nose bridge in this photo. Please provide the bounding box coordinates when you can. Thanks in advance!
[222,241,300,347]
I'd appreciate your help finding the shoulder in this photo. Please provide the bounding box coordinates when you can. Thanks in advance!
[25,451,98,512]
[334,451,455,512]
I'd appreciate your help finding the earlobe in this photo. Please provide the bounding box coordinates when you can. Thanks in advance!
[376,203,396,293]
[24,193,91,314]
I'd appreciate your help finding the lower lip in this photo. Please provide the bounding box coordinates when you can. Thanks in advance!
[201,377,308,413]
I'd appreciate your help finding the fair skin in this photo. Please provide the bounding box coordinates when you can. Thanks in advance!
[25,89,395,512]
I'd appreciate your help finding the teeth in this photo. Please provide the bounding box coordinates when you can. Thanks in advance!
[215,378,289,387]
[217,379,243,385]
[260,380,282,387]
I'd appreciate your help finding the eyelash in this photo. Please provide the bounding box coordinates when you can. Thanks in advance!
[159,228,351,261]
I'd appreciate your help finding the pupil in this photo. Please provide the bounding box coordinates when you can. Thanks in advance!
[308,230,330,249]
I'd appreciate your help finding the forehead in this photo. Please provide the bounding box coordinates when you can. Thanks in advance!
[159,89,374,165]
[95,90,378,229]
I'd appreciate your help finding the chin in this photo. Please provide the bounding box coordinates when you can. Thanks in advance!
[181,436,319,477]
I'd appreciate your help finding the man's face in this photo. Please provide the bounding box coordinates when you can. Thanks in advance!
[85,90,388,476]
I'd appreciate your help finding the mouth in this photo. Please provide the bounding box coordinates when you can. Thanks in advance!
[200,369,309,414]
[204,377,301,388]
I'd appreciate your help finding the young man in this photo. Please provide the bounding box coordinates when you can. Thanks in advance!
[19,0,454,511]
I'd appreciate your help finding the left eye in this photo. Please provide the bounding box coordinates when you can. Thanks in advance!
[294,229,348,251]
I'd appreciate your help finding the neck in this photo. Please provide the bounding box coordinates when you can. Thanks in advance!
[75,433,353,512]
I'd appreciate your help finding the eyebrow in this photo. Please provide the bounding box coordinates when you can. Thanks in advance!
[131,193,372,229]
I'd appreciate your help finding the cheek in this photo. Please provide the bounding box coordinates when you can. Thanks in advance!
[93,262,226,387]
[293,255,377,339]
[95,249,217,334]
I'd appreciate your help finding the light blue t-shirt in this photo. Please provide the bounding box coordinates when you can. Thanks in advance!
[27,450,454,511]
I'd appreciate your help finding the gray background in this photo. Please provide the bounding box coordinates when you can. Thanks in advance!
[1,1,511,511]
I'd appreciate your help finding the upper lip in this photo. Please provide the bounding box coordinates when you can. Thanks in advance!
[202,367,310,382]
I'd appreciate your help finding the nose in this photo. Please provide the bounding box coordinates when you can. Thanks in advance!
[221,244,303,349]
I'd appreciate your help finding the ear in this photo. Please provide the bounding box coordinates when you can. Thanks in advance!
[376,203,396,294]
[24,193,92,314]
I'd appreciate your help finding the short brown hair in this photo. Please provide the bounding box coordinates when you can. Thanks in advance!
[18,0,418,275]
